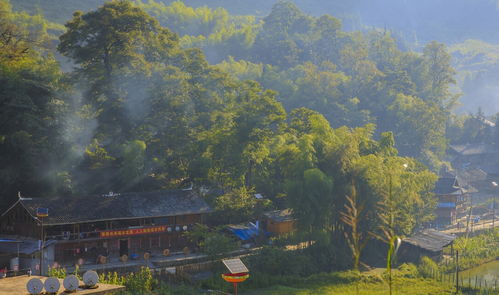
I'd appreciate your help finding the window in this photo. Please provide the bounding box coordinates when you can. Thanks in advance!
[154,217,169,225]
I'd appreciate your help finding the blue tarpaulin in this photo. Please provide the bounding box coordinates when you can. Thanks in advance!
[437,202,456,208]
[228,223,259,241]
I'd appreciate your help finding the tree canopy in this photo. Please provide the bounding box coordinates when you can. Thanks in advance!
[0,0,451,271]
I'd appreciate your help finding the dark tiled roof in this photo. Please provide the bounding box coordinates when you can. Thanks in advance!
[449,144,496,156]
[403,229,456,252]
[263,209,295,222]
[433,177,461,195]
[479,164,499,176]
[13,190,211,225]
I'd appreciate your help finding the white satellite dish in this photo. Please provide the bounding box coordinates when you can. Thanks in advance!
[26,278,44,295]
[63,275,79,292]
[83,270,99,288]
[44,277,60,294]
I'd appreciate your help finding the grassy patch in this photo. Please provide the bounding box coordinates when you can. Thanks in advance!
[241,277,455,295]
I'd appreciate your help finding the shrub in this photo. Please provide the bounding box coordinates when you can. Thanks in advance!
[47,267,66,279]
[418,256,439,278]
[397,263,418,278]
[124,267,156,293]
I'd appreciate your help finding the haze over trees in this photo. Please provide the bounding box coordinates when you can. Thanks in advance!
[0,0,472,272]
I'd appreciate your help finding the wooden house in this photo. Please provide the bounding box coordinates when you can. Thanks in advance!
[263,209,295,235]
[433,177,468,226]
[398,229,456,263]
[0,190,211,273]
[448,143,498,170]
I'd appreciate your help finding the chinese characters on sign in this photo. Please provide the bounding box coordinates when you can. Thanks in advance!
[99,225,167,238]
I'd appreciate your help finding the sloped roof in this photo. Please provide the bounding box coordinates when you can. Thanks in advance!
[480,164,499,176]
[403,229,456,252]
[449,144,496,156]
[433,177,461,195]
[456,168,487,183]
[476,116,496,128]
[3,190,212,226]
[263,209,295,222]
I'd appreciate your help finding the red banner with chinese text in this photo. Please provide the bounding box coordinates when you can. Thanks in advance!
[99,225,167,238]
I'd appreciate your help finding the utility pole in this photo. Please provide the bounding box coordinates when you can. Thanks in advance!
[466,194,473,238]
[455,250,459,293]
[492,182,497,230]
[36,208,48,276]
[493,196,496,229]
[39,217,43,276]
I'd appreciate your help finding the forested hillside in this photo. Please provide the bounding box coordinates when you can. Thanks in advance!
[4,2,499,292]
[0,0,442,243]
[14,0,499,115]
[13,0,499,44]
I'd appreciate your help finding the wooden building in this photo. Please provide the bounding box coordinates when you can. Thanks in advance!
[398,229,456,263]
[0,190,211,272]
[433,177,468,226]
[263,209,295,235]
[448,143,498,170]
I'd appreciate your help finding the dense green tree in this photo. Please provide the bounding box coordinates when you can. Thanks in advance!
[0,0,69,199]
[252,1,312,68]
[0,1,444,264]
[58,1,179,142]
[201,81,286,188]
[421,41,456,105]
[286,168,333,232]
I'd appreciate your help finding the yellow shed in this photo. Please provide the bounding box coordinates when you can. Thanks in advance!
[264,209,296,235]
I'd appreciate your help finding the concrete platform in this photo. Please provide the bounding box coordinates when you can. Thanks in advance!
[0,275,125,295]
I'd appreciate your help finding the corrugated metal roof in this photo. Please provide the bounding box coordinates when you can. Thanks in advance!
[263,209,295,222]
[7,190,212,226]
[403,229,456,252]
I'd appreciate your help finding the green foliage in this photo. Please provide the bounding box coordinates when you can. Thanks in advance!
[47,267,66,279]
[217,56,263,81]
[0,2,445,278]
[0,0,70,198]
[441,228,499,273]
[183,224,238,256]
[201,260,454,295]
[153,283,200,295]
[397,263,419,278]
[212,187,270,224]
[418,256,440,278]
[246,247,320,277]
[286,168,333,232]
[124,267,155,293]
[99,271,126,286]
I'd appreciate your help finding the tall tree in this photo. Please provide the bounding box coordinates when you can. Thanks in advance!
[0,0,69,199]
[58,0,179,141]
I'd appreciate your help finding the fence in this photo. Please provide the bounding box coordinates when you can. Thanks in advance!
[426,268,498,294]
[3,268,31,278]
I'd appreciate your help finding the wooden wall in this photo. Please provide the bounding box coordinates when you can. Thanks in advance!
[266,219,295,235]
[0,203,39,238]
